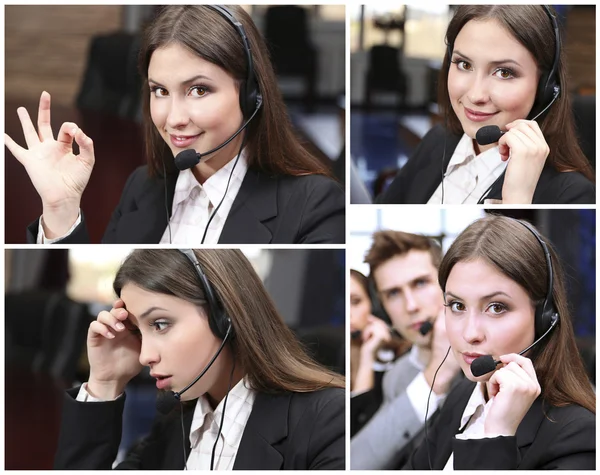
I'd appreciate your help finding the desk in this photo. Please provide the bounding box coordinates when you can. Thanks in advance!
[5,99,144,243]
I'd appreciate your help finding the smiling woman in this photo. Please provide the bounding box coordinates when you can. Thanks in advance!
[403,215,596,469]
[53,249,345,470]
[377,5,595,205]
[6,5,345,244]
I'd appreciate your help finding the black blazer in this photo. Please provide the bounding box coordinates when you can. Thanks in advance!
[27,166,345,244]
[54,386,345,470]
[377,125,595,204]
[404,379,595,470]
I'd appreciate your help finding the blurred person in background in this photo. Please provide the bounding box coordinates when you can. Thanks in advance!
[351,231,461,469]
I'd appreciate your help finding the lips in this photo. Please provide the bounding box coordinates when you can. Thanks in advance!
[151,373,173,390]
[463,107,498,122]
[461,352,486,365]
[169,134,201,148]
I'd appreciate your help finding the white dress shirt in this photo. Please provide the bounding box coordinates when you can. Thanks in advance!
[160,153,248,244]
[443,382,503,470]
[406,345,446,421]
[428,134,507,204]
[186,377,256,470]
[76,377,257,470]
[37,153,248,244]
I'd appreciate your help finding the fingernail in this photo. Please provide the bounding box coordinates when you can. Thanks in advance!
[119,309,127,317]
[107,332,115,338]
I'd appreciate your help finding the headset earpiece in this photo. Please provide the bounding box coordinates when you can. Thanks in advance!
[179,249,234,341]
[207,5,262,120]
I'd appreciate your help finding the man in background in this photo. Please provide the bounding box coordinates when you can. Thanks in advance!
[351,230,461,469]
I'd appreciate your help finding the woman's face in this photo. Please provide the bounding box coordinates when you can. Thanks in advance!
[447,18,539,151]
[148,42,244,168]
[444,258,536,383]
[121,283,228,401]
[350,275,371,333]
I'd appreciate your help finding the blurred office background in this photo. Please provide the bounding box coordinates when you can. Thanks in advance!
[5,5,346,243]
[349,5,595,201]
[349,207,595,386]
[5,248,345,469]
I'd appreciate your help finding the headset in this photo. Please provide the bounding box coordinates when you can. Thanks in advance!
[156,250,236,470]
[441,5,561,204]
[178,249,233,340]
[207,5,262,120]
[424,217,560,468]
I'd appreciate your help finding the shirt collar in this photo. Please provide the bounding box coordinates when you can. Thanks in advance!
[459,382,490,430]
[189,376,257,449]
[446,133,501,173]
[171,151,249,212]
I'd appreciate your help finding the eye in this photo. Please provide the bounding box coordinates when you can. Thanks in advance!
[150,320,170,332]
[189,86,209,97]
[453,59,473,72]
[493,68,515,79]
[414,278,429,288]
[446,300,465,312]
[487,303,508,315]
[386,289,400,299]
[150,86,168,98]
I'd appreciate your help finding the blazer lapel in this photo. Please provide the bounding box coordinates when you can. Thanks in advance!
[113,171,177,243]
[413,130,461,203]
[219,168,279,244]
[233,392,291,469]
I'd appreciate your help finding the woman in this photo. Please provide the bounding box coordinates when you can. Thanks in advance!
[350,269,408,436]
[405,216,595,469]
[6,5,344,244]
[53,249,345,469]
[378,5,595,205]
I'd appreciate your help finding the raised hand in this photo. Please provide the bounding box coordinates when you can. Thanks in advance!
[499,119,549,204]
[86,299,143,399]
[4,91,95,238]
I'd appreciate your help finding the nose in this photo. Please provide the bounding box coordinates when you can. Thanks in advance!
[462,311,486,345]
[166,95,191,130]
[404,288,420,314]
[138,337,160,367]
[466,73,491,105]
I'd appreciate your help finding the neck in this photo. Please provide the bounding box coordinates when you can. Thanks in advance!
[472,138,495,156]
[206,360,245,410]
[191,132,245,184]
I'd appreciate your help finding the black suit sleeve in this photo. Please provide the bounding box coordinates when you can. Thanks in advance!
[375,125,444,204]
[26,213,91,244]
[305,389,346,469]
[54,388,125,469]
[297,177,345,244]
[552,174,596,204]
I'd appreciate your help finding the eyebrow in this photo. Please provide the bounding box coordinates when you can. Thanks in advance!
[452,50,522,68]
[148,74,213,87]
[445,291,512,301]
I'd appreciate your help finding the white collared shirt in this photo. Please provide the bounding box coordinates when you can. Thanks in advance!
[443,382,502,470]
[428,134,507,204]
[160,152,249,244]
[186,377,257,470]
[76,378,257,470]
[406,345,446,421]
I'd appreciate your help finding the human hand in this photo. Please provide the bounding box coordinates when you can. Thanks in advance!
[484,353,541,437]
[360,316,392,359]
[87,299,143,399]
[499,119,549,204]
[4,91,95,237]
[424,309,461,394]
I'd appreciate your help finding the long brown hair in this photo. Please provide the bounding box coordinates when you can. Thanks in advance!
[438,5,594,182]
[113,249,344,393]
[438,215,595,414]
[138,5,331,179]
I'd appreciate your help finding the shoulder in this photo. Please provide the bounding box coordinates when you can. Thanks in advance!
[535,168,595,204]
[289,387,345,411]
[543,402,595,429]
[277,173,344,196]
